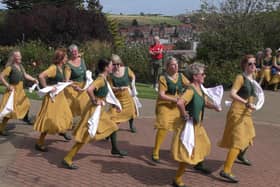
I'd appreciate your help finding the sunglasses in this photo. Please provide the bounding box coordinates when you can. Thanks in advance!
[197,72,206,76]
[113,63,120,66]
[248,62,256,66]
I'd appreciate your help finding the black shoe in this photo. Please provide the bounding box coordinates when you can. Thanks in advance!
[219,170,239,183]
[237,155,252,166]
[130,126,136,133]
[23,117,33,125]
[172,180,187,187]
[193,162,211,174]
[111,149,127,157]
[151,155,160,163]
[59,133,72,141]
[62,159,78,170]
[0,130,9,136]
[35,144,48,152]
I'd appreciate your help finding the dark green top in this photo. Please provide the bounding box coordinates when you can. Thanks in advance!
[185,86,205,124]
[8,64,25,84]
[94,76,108,97]
[47,65,64,85]
[263,57,273,66]
[111,67,130,87]
[165,73,184,95]
[237,74,256,99]
[67,59,86,82]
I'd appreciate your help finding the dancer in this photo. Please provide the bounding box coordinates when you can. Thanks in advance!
[108,54,137,133]
[64,44,90,117]
[0,50,38,136]
[62,59,127,169]
[219,54,257,183]
[171,62,220,187]
[33,48,73,151]
[152,56,189,163]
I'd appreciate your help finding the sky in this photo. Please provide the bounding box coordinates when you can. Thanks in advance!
[0,1,202,15]
[99,0,202,15]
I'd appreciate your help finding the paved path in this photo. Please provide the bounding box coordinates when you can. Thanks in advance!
[0,91,280,187]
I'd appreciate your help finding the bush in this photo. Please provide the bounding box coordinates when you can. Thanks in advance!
[80,40,113,74]
[18,40,54,76]
[116,43,151,83]
[204,60,240,89]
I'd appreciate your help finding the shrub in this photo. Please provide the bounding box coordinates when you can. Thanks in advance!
[116,43,151,83]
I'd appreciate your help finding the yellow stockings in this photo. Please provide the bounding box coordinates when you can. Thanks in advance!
[64,142,84,165]
[174,162,187,186]
[152,129,168,159]
[0,117,9,132]
[224,148,240,174]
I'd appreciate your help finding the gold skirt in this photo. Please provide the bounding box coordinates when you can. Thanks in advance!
[154,99,181,131]
[108,89,136,123]
[0,81,30,119]
[74,102,119,143]
[172,122,211,165]
[218,101,255,150]
[64,82,90,117]
[33,91,73,134]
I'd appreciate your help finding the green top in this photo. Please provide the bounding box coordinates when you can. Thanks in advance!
[111,67,130,87]
[263,57,273,66]
[67,59,86,82]
[47,65,64,85]
[237,74,256,99]
[165,73,184,95]
[8,64,25,84]
[185,86,205,124]
[94,76,108,97]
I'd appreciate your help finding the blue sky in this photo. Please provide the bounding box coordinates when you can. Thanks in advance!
[99,0,202,15]
[0,1,202,15]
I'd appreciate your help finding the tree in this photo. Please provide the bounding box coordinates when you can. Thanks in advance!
[132,19,139,27]
[2,0,84,10]
[0,4,112,45]
[86,0,103,12]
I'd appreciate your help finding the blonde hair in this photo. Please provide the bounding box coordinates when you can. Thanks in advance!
[111,54,123,64]
[5,49,20,67]
[187,62,206,81]
[165,56,177,69]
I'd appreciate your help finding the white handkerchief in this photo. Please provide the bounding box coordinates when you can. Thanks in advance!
[201,85,224,110]
[106,81,122,110]
[128,87,142,117]
[82,70,94,90]
[38,82,72,101]
[180,119,195,157]
[251,80,265,110]
[131,79,138,96]
[28,83,40,93]
[0,90,14,120]
[88,105,102,138]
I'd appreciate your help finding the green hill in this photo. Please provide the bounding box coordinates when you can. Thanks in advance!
[107,14,182,27]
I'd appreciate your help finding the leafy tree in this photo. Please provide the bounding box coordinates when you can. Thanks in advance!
[0,4,112,45]
[132,19,139,27]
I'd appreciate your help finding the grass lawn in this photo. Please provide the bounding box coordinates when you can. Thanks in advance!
[0,83,157,100]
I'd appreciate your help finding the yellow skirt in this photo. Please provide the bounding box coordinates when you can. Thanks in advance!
[154,99,181,131]
[0,81,30,119]
[73,102,119,143]
[269,74,280,85]
[218,101,255,150]
[108,89,136,123]
[260,68,271,82]
[64,82,90,117]
[172,122,211,165]
[33,91,73,134]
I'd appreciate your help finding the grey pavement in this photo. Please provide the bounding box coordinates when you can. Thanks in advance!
[0,90,279,187]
